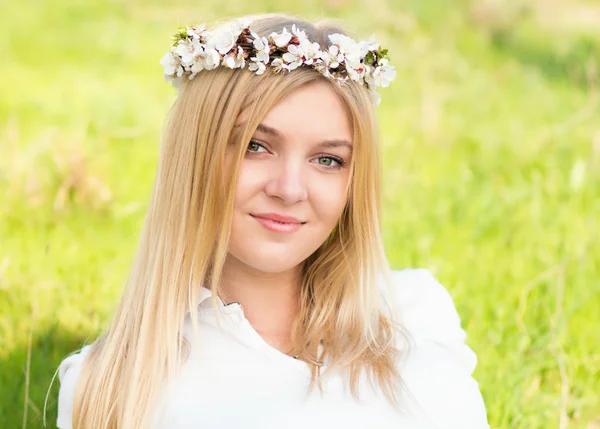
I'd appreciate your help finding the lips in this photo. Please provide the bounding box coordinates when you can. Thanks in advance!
[251,213,304,224]
[250,213,306,233]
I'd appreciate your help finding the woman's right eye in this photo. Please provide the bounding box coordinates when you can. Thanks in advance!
[247,140,267,153]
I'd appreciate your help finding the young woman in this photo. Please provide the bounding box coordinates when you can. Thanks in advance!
[56,14,489,429]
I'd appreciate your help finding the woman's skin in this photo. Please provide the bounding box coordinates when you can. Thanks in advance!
[221,81,354,355]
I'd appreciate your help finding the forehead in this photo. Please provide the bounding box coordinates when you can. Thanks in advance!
[259,81,353,142]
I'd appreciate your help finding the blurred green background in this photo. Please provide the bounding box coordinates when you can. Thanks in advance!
[1,0,599,428]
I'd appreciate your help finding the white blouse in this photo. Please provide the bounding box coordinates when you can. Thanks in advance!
[57,268,490,429]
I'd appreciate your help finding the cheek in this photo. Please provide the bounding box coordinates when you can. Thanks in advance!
[233,161,264,207]
[310,175,350,225]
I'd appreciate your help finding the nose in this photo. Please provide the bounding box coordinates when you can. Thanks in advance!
[264,157,308,205]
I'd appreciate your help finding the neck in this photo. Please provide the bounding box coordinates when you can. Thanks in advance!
[220,254,302,354]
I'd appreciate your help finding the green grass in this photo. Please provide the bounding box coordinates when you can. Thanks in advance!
[1,0,599,427]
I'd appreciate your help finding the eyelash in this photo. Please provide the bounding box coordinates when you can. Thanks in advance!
[246,140,347,170]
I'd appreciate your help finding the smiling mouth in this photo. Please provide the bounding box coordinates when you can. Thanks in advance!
[250,214,306,234]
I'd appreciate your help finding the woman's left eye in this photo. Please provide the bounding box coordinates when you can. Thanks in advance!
[313,155,345,169]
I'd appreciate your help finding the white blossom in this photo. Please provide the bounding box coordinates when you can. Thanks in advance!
[270,28,292,48]
[313,60,332,78]
[328,33,356,52]
[270,58,286,73]
[160,51,183,77]
[222,56,236,68]
[284,61,301,71]
[229,18,251,37]
[371,58,396,88]
[209,31,236,55]
[190,60,204,74]
[253,35,268,51]
[342,47,362,68]
[248,60,267,75]
[282,44,304,67]
[346,64,367,82]
[187,24,208,40]
[299,39,320,64]
[252,36,270,63]
[291,24,308,44]
[235,45,246,67]
[358,37,380,56]
[328,33,362,66]
[320,45,344,69]
[174,40,201,66]
[255,50,269,64]
[223,46,245,69]
[202,48,221,70]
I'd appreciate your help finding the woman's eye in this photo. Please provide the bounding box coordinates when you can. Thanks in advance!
[247,140,267,153]
[314,156,344,169]
[246,143,344,169]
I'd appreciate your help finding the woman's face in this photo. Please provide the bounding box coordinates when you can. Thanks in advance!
[227,81,353,274]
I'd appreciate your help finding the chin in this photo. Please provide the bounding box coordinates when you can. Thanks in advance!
[231,238,316,273]
[246,247,306,274]
[248,261,298,274]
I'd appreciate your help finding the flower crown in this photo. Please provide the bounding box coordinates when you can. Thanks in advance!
[160,19,396,105]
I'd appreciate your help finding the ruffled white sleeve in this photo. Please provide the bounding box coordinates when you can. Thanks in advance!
[391,269,490,429]
[56,344,93,429]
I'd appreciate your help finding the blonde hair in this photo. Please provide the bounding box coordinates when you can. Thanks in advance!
[68,14,402,429]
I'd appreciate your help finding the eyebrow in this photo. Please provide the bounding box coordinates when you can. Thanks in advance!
[255,123,353,152]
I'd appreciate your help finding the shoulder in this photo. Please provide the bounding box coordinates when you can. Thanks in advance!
[56,344,94,429]
[386,268,490,429]
[387,268,475,369]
